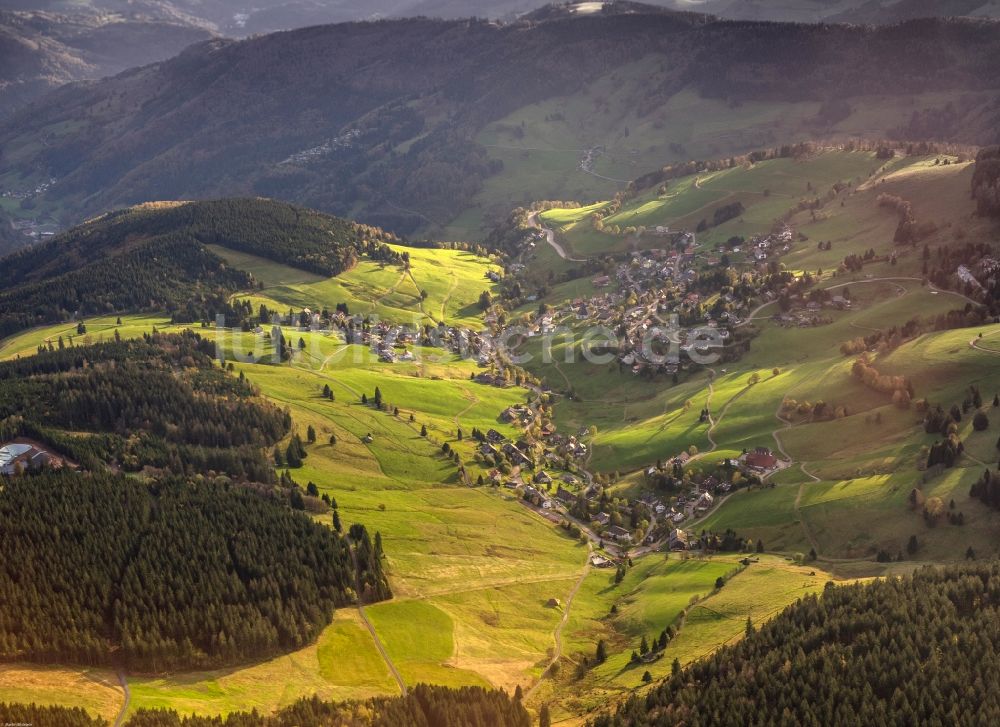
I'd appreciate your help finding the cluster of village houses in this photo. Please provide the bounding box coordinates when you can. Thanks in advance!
[514,225,809,379]
[1,178,59,242]
[279,129,361,166]
[254,309,500,367]
[1,177,56,202]
[522,243,745,376]
[235,221,795,557]
[493,431,783,557]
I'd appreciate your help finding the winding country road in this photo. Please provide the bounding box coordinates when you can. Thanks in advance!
[527,211,587,262]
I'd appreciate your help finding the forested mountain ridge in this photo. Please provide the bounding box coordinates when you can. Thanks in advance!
[0,332,289,480]
[591,563,1000,726]
[0,198,399,337]
[0,8,212,117]
[3,11,999,237]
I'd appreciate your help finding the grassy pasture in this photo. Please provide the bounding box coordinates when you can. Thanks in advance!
[537,150,887,257]
[127,610,397,717]
[0,664,123,722]
[536,554,841,721]
[212,244,498,328]
[0,315,184,361]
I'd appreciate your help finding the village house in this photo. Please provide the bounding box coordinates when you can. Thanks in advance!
[668,528,689,550]
[0,442,62,475]
[744,446,778,470]
[554,486,577,507]
[502,442,531,467]
[594,511,611,527]
[607,525,633,544]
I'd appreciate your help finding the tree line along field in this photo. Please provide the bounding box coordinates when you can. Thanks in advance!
[523,553,842,724]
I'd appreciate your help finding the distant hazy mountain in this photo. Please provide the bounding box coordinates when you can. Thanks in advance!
[0,9,212,116]
[663,0,1000,24]
[2,9,997,240]
[2,0,998,37]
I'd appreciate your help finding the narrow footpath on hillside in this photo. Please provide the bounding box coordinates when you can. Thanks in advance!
[348,540,407,696]
[113,671,130,727]
[524,542,592,702]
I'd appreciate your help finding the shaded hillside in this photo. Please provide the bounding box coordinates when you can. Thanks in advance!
[592,563,1000,726]
[2,12,999,238]
[830,0,1000,24]
[0,198,399,336]
[0,208,17,256]
[0,9,211,117]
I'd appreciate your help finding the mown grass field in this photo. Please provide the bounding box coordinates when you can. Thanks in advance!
[0,664,124,722]
[211,244,499,328]
[127,610,398,715]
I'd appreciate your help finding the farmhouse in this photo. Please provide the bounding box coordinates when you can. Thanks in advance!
[554,486,577,506]
[502,442,531,467]
[607,525,633,544]
[745,446,778,470]
[0,441,65,475]
[668,528,689,550]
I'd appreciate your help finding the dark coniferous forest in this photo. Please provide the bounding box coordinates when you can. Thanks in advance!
[0,470,389,671]
[591,563,1000,727]
[0,331,288,480]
